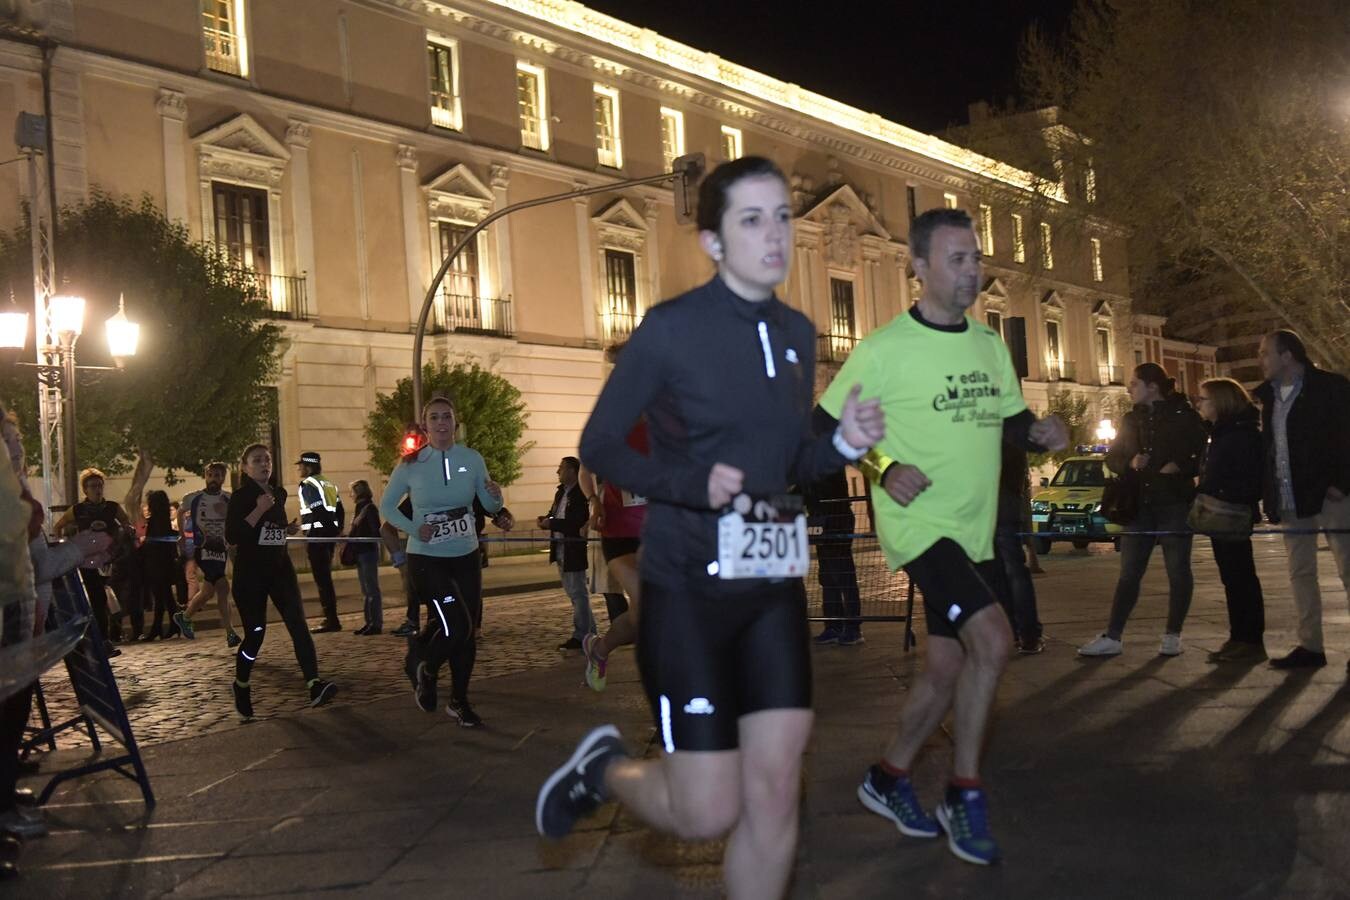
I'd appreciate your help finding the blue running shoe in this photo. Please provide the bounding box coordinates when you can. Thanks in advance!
[856,766,939,838]
[936,785,1001,865]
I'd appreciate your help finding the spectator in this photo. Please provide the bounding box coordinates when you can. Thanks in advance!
[802,407,863,645]
[988,445,1044,654]
[51,468,131,657]
[1194,377,1266,663]
[538,456,591,652]
[347,480,384,635]
[1254,331,1350,671]
[142,491,183,640]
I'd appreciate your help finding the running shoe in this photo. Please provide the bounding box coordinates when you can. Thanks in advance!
[837,630,865,646]
[582,634,607,693]
[1159,633,1184,657]
[226,630,241,649]
[1018,636,1046,655]
[173,612,196,640]
[414,662,437,712]
[446,698,483,728]
[856,766,939,838]
[535,725,627,839]
[233,681,254,719]
[812,627,841,645]
[937,784,1001,865]
[557,637,583,653]
[308,679,338,707]
[391,621,417,638]
[1077,634,1123,657]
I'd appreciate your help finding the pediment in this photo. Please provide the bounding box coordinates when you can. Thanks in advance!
[981,277,1010,299]
[425,163,494,202]
[193,113,289,160]
[1041,290,1064,308]
[797,184,890,240]
[1093,299,1114,317]
[593,198,647,231]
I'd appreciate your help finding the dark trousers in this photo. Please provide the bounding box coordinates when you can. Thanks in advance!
[111,567,144,639]
[1211,537,1265,644]
[355,551,383,629]
[989,520,1042,642]
[306,542,339,625]
[0,683,34,815]
[145,544,181,636]
[816,534,862,633]
[233,560,319,684]
[1107,500,1194,639]
[408,552,481,703]
[80,567,111,644]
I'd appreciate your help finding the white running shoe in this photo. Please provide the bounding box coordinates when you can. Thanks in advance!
[1159,633,1183,656]
[1077,634,1123,657]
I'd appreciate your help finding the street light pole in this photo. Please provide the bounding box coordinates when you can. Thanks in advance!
[60,332,78,504]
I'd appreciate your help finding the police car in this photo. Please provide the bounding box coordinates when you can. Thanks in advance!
[1029,445,1124,554]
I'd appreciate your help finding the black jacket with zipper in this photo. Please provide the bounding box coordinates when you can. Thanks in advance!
[1106,392,1207,507]
[1197,405,1263,510]
[544,483,589,572]
[579,275,848,593]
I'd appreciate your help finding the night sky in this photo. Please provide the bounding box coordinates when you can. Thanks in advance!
[584,0,1076,135]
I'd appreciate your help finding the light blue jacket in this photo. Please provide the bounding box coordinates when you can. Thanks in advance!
[380,444,502,558]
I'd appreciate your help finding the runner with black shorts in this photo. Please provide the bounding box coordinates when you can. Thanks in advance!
[175,462,239,646]
[535,157,884,900]
[225,444,337,718]
[819,208,1067,866]
[380,394,505,729]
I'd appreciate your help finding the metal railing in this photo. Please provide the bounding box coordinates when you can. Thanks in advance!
[817,332,858,365]
[229,268,310,321]
[203,31,242,76]
[1098,364,1124,385]
[1046,359,1078,382]
[429,293,514,337]
[601,309,639,345]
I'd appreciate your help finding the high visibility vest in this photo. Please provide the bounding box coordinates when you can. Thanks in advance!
[300,476,341,534]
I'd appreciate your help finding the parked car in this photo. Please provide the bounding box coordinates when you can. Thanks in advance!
[1030,453,1124,554]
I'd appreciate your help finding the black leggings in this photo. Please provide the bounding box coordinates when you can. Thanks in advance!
[145,544,181,635]
[233,559,319,684]
[79,567,111,643]
[408,552,481,703]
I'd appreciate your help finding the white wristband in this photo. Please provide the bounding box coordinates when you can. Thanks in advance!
[832,428,868,461]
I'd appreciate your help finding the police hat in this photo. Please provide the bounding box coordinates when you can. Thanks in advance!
[296,451,322,466]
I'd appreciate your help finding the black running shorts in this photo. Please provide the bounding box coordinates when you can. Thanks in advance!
[193,547,228,584]
[902,538,1001,640]
[600,536,640,563]
[636,578,811,752]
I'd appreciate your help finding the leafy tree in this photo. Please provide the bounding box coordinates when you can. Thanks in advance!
[1030,389,1091,468]
[365,361,532,482]
[1009,0,1349,372]
[0,192,284,513]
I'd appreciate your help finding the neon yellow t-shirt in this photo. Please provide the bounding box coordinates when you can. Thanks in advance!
[819,310,1027,569]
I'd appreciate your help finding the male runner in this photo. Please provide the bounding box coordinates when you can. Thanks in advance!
[175,462,238,645]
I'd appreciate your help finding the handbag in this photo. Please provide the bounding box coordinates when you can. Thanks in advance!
[1187,493,1253,541]
[339,541,359,567]
[1100,468,1141,526]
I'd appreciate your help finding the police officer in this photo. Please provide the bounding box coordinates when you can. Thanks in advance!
[296,451,345,633]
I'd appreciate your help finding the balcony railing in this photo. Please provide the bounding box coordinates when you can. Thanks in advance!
[601,309,640,346]
[1098,364,1124,386]
[230,268,311,321]
[203,31,242,76]
[1046,359,1078,382]
[430,293,514,338]
[817,332,858,365]
[430,92,459,129]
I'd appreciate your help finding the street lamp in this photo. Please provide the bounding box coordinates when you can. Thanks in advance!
[0,309,25,350]
[1095,419,1117,444]
[105,294,139,365]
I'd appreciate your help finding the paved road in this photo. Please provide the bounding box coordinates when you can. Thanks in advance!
[9,535,1349,898]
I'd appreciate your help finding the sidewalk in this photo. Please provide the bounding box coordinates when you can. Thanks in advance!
[9,536,1349,898]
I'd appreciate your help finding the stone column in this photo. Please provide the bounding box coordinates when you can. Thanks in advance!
[573,184,598,344]
[285,120,317,311]
[397,144,426,326]
[157,89,188,225]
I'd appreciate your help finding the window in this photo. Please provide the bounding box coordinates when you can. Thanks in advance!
[943,192,958,210]
[1091,237,1104,282]
[906,185,918,222]
[979,204,994,255]
[1096,326,1114,380]
[660,107,684,171]
[438,222,479,301]
[1039,221,1054,270]
[720,125,742,160]
[986,310,1003,336]
[829,278,856,337]
[593,85,622,168]
[212,182,269,273]
[516,62,549,151]
[427,38,462,130]
[202,0,249,78]
[1045,319,1063,377]
[1011,213,1026,263]
[604,249,638,339]
[1085,158,1098,204]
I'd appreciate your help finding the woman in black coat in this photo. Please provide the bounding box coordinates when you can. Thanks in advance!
[1196,378,1266,662]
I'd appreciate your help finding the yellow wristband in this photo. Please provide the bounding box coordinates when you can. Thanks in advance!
[859,450,896,486]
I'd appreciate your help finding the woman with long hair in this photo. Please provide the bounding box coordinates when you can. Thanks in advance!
[1079,363,1207,657]
[141,490,182,640]
[225,444,336,718]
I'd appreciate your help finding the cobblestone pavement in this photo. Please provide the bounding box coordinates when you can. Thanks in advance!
[34,586,598,748]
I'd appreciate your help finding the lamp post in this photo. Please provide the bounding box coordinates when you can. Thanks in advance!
[2,291,139,509]
[1095,419,1117,444]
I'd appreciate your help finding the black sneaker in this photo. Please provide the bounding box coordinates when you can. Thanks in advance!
[535,725,626,839]
[233,682,254,719]
[1270,646,1327,670]
[415,663,437,713]
[557,637,583,653]
[391,621,417,638]
[446,698,483,728]
[309,679,338,707]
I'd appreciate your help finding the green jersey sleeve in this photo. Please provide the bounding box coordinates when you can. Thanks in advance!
[819,338,877,420]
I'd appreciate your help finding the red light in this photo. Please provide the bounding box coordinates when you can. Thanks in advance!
[401,426,425,455]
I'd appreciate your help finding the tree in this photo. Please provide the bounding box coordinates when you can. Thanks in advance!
[1030,389,1091,469]
[1012,0,1350,372]
[364,361,532,482]
[0,192,284,513]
